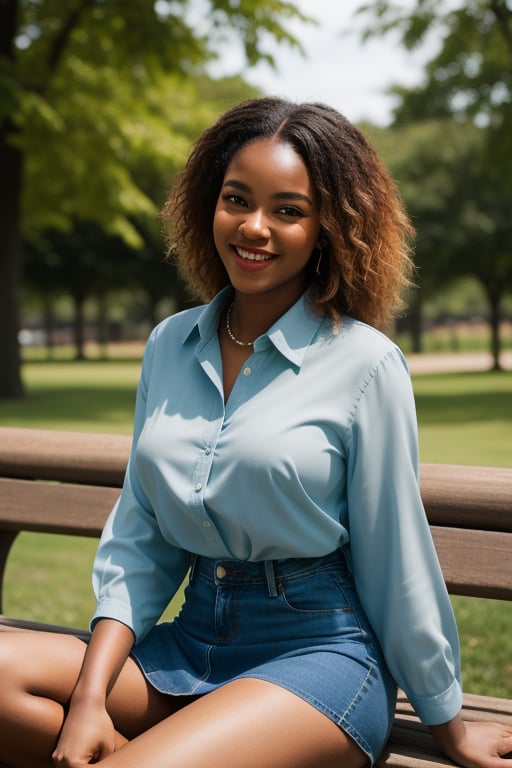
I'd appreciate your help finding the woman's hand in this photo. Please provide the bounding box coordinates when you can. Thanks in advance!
[52,698,118,767]
[431,717,512,768]
[51,619,134,766]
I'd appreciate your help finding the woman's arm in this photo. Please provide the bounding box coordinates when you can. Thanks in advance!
[71,618,135,704]
[52,619,134,767]
[431,713,512,767]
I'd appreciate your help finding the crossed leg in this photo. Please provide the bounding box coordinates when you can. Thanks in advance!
[0,630,369,768]
[0,630,191,768]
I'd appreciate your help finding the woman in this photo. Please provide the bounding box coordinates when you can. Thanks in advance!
[1,97,511,768]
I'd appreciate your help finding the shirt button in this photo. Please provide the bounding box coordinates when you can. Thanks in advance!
[205,447,211,455]
[194,483,202,492]
[243,366,252,377]
[202,520,211,528]
[216,565,227,579]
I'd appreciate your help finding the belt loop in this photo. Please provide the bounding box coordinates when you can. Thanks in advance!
[189,553,198,581]
[264,560,278,598]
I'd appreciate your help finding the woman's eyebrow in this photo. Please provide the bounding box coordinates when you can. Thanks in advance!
[272,191,313,206]
[222,180,313,206]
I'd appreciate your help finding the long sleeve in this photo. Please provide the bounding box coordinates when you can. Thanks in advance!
[91,330,190,642]
[345,348,463,725]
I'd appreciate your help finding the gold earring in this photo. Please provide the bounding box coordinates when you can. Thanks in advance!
[316,249,323,276]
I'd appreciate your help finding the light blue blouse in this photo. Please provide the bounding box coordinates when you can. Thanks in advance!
[92,286,462,725]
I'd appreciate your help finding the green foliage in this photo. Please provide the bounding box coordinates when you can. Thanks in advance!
[12,1,293,252]
[363,115,512,364]
[0,0,309,397]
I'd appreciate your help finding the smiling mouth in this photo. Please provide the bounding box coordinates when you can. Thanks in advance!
[234,245,276,262]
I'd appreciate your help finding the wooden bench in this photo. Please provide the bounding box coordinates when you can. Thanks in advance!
[0,426,511,766]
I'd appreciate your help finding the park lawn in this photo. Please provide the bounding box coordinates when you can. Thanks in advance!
[0,359,140,433]
[1,358,511,696]
[413,370,512,468]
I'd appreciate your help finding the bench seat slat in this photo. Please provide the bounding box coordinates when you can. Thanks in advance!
[378,692,512,767]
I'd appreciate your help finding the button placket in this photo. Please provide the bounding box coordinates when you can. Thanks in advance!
[189,416,221,536]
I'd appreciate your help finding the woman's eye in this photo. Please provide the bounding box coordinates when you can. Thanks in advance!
[277,206,304,218]
[223,193,247,207]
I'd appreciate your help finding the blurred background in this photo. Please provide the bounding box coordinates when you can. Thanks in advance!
[1,0,511,694]
[1,0,511,387]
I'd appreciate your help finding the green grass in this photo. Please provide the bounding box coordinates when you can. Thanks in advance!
[453,595,512,698]
[413,370,512,467]
[3,532,185,630]
[0,359,139,433]
[1,355,511,697]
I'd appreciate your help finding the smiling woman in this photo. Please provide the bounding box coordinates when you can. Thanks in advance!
[212,139,321,343]
[1,97,511,768]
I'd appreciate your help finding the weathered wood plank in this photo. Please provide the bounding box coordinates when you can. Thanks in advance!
[0,428,130,486]
[432,526,512,600]
[378,692,512,767]
[0,478,116,536]
[421,463,512,532]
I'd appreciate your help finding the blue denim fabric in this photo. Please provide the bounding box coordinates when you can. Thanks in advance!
[131,551,397,764]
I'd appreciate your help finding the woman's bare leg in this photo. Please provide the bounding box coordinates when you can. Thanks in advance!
[0,630,193,768]
[80,678,370,768]
[0,632,370,768]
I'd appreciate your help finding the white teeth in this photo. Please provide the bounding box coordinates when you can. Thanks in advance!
[236,246,273,262]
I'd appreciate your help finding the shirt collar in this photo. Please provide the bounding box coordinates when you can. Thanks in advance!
[183,287,324,369]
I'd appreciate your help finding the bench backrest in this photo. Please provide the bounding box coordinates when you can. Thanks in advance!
[0,427,511,610]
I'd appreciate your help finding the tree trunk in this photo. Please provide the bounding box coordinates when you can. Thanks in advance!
[42,294,56,360]
[72,294,86,361]
[488,291,502,371]
[407,293,424,354]
[0,0,24,398]
[96,293,109,359]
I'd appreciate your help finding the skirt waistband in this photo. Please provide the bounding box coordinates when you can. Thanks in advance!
[189,550,348,598]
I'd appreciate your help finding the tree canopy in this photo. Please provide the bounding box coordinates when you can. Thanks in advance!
[0,0,309,397]
[359,0,512,366]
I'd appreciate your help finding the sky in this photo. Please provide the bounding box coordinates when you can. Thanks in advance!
[207,0,439,126]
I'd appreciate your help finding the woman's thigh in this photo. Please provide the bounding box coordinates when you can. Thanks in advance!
[0,630,193,734]
[99,678,369,768]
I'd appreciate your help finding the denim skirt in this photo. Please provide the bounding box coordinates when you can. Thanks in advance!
[131,550,396,765]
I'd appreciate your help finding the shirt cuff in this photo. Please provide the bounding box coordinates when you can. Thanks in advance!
[410,678,463,725]
[90,598,143,641]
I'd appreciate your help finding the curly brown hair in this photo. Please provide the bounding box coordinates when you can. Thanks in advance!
[162,97,414,330]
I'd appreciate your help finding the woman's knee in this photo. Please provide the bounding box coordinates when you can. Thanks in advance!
[0,630,85,701]
[0,632,30,691]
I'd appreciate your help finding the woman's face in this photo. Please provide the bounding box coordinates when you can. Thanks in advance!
[213,139,321,305]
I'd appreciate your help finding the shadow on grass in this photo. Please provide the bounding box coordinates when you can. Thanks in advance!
[413,371,512,426]
[0,381,138,432]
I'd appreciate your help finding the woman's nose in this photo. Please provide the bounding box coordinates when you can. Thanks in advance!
[239,211,271,239]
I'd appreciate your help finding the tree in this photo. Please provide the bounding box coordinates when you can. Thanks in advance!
[363,119,463,353]
[23,72,262,359]
[0,0,309,398]
[358,0,512,366]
